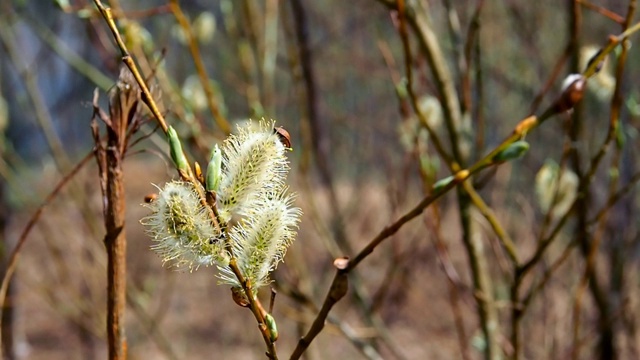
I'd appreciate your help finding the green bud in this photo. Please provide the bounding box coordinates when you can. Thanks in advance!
[76,8,92,18]
[54,0,70,10]
[206,144,222,192]
[167,126,189,172]
[493,140,530,163]
[264,313,278,342]
[395,78,408,99]
[433,175,454,192]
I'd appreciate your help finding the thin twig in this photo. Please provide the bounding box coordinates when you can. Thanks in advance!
[93,0,169,134]
[291,15,640,353]
[0,152,94,359]
[462,181,519,265]
[578,0,626,24]
[168,0,232,134]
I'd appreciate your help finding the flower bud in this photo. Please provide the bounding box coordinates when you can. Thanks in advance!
[167,126,189,172]
[54,0,70,10]
[206,144,223,193]
[231,286,250,307]
[493,140,530,163]
[144,119,301,294]
[264,313,279,342]
[218,193,301,289]
[433,175,454,192]
[141,181,229,271]
[554,74,587,113]
[274,126,292,149]
[193,12,216,44]
[535,160,578,219]
[217,120,289,221]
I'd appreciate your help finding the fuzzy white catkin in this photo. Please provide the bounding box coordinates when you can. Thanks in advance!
[216,120,301,289]
[143,119,301,291]
[217,120,289,222]
[218,192,301,289]
[142,181,229,271]
[535,160,578,219]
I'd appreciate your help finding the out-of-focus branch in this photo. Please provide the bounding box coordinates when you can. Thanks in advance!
[572,2,635,359]
[27,16,113,90]
[461,0,485,116]
[286,3,399,353]
[393,2,500,357]
[578,0,626,23]
[462,181,518,265]
[289,0,330,188]
[93,0,169,134]
[221,1,263,116]
[262,0,279,114]
[0,15,71,172]
[0,152,94,360]
[378,0,464,166]
[168,0,231,134]
[292,14,640,347]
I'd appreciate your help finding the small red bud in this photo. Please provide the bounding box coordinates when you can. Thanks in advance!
[555,74,587,113]
[274,126,292,149]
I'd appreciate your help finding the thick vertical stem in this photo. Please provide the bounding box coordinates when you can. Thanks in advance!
[96,67,138,360]
[105,142,127,360]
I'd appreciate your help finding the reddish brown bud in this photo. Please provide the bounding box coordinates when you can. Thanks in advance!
[555,74,587,113]
[231,287,250,307]
[274,126,292,149]
[333,257,350,270]
[144,193,158,203]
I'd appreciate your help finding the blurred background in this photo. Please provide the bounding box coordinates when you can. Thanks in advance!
[1,0,639,359]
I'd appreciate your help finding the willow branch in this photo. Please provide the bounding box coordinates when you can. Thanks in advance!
[93,0,169,134]
[168,0,232,134]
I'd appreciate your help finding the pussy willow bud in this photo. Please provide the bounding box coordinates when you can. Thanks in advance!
[274,126,292,149]
[535,160,578,219]
[493,140,530,163]
[141,181,229,271]
[167,126,189,172]
[231,286,250,307]
[206,144,223,193]
[144,119,301,294]
[217,120,289,221]
[554,74,587,113]
[218,192,301,289]
[264,313,279,342]
[433,175,454,192]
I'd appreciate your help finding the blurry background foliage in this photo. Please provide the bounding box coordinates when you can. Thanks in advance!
[0,0,639,359]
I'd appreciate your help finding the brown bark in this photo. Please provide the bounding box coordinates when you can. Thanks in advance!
[92,67,140,360]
